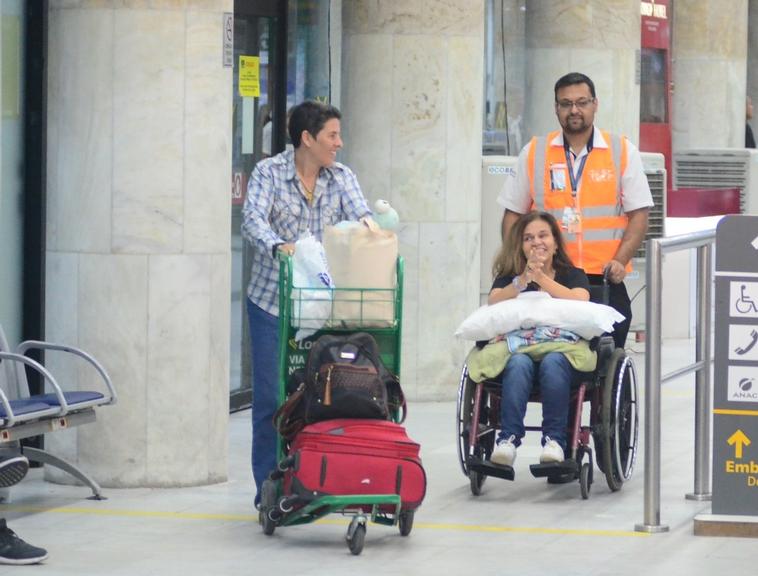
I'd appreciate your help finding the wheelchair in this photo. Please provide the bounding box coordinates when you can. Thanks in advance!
[455,287,639,500]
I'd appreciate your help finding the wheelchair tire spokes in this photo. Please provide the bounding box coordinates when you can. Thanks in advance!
[601,349,639,491]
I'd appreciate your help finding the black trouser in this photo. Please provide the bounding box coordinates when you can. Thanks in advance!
[587,275,632,349]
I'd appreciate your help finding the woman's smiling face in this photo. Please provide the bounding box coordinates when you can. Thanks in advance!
[521,218,556,262]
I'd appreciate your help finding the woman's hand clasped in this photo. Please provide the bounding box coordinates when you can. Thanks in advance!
[525,248,548,284]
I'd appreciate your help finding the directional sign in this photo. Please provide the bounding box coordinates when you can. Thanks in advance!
[713,215,758,515]
[727,430,751,459]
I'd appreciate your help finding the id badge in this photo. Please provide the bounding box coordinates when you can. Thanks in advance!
[550,165,567,192]
[562,207,582,234]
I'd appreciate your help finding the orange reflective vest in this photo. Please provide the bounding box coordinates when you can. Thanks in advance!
[526,130,629,275]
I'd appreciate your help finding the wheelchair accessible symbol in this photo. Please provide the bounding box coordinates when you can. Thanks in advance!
[731,281,758,318]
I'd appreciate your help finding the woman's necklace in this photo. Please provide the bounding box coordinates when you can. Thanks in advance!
[297,173,316,204]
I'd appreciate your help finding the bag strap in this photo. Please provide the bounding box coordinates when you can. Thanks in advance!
[272,383,306,439]
[386,374,407,423]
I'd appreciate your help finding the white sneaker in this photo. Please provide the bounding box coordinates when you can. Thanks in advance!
[491,435,517,467]
[540,437,564,463]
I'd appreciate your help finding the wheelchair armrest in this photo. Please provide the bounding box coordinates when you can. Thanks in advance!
[15,340,117,406]
[591,335,616,377]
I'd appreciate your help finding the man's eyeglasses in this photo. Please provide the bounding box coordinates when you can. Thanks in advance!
[556,98,595,111]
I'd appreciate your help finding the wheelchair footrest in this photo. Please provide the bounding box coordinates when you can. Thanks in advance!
[529,460,578,479]
[468,457,515,481]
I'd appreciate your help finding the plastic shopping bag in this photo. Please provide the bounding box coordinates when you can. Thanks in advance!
[291,234,334,341]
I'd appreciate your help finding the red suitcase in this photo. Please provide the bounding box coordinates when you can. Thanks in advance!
[283,419,426,511]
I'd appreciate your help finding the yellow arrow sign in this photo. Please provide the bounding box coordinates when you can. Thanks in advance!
[728,429,752,459]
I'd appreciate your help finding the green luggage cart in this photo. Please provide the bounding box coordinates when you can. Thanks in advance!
[258,253,410,555]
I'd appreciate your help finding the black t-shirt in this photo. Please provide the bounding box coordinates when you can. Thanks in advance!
[491,265,590,294]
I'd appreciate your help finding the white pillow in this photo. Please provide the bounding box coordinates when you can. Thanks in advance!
[455,291,625,341]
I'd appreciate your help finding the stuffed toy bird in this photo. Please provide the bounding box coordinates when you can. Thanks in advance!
[373,199,400,231]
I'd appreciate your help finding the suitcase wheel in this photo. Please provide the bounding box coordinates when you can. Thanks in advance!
[398,509,414,536]
[346,515,367,556]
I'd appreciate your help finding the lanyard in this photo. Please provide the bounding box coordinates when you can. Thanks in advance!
[563,130,593,196]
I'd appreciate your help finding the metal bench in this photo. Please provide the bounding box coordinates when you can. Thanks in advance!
[0,324,117,499]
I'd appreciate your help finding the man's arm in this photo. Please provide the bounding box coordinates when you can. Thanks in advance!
[497,144,532,242]
[604,207,649,283]
[501,209,522,243]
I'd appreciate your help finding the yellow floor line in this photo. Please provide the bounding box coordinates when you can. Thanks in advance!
[0,505,257,522]
[0,505,646,537]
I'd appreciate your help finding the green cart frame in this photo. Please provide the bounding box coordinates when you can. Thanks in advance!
[258,253,409,555]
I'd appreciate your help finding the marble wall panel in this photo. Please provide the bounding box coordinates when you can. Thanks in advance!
[146,254,213,485]
[184,10,232,255]
[391,35,447,223]
[341,34,393,206]
[674,0,748,58]
[76,254,149,486]
[207,253,231,480]
[344,0,483,36]
[673,58,746,150]
[416,223,472,400]
[49,8,113,253]
[446,35,484,225]
[42,252,81,473]
[112,10,184,254]
[524,50,568,138]
[43,252,79,389]
[397,222,419,399]
[526,0,639,50]
[465,222,482,311]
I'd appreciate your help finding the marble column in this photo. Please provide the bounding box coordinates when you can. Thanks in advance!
[341,1,484,399]
[45,0,232,487]
[524,0,641,143]
[672,0,748,150]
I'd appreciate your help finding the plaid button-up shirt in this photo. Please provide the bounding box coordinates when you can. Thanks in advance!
[241,149,371,316]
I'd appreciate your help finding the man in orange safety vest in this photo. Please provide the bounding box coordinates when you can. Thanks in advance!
[498,72,654,348]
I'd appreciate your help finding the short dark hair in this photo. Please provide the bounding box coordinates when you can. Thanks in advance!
[288,101,341,148]
[554,72,596,100]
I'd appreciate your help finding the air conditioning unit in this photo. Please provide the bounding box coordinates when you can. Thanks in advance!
[480,156,518,303]
[674,148,758,214]
[637,152,667,259]
[625,152,668,333]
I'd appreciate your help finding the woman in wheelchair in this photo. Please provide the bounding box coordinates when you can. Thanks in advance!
[487,211,593,467]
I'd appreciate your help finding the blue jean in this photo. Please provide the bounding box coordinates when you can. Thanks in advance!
[498,352,586,450]
[247,299,280,504]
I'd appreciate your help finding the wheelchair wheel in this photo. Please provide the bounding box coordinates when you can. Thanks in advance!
[469,469,486,496]
[456,365,472,476]
[456,365,495,494]
[580,462,592,500]
[601,349,639,492]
